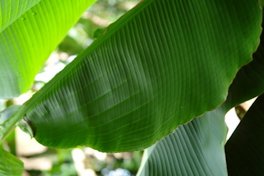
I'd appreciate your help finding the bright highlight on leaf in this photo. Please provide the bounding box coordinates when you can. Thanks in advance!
[0,0,96,98]
[18,0,262,152]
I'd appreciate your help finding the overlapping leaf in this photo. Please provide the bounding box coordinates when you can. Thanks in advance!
[19,0,262,152]
[137,109,228,176]
[0,0,95,98]
[223,20,264,174]
[137,28,264,174]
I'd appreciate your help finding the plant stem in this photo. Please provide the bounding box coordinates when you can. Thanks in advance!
[0,106,26,143]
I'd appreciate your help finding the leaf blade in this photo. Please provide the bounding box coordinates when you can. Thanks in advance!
[0,148,23,176]
[22,0,262,151]
[0,0,40,32]
[137,109,228,176]
[0,0,96,98]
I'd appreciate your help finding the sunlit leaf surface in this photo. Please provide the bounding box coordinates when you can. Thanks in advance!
[0,0,96,98]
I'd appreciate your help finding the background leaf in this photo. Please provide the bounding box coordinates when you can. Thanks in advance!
[225,93,264,175]
[137,109,228,176]
[0,148,23,176]
[0,0,96,98]
[21,0,261,152]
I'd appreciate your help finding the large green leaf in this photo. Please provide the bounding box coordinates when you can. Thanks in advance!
[136,31,264,175]
[136,17,264,175]
[225,93,264,175]
[137,109,228,176]
[0,0,96,98]
[18,0,261,151]
[0,148,23,176]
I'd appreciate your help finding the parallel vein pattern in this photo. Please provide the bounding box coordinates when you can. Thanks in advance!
[0,0,95,97]
[0,0,40,32]
[23,0,261,151]
[137,110,228,176]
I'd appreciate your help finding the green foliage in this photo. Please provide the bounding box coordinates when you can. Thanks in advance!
[14,0,263,152]
[137,28,264,174]
[137,109,228,176]
[0,148,23,176]
[224,32,264,109]
[0,0,96,98]
[0,0,264,175]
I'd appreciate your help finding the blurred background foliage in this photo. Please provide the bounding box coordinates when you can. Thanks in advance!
[0,0,142,175]
[58,0,140,55]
